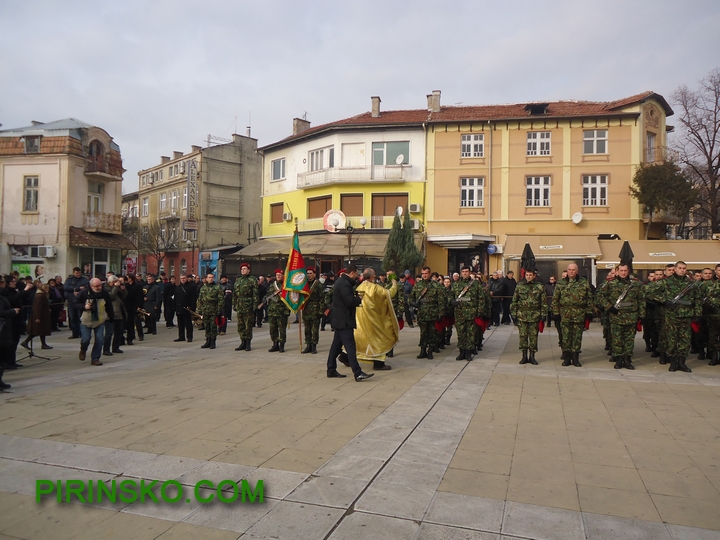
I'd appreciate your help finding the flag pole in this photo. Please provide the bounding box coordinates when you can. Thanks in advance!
[298,309,303,352]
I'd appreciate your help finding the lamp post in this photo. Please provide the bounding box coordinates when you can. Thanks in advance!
[186,239,196,274]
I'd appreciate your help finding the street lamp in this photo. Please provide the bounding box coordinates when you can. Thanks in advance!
[186,239,196,274]
[332,217,357,265]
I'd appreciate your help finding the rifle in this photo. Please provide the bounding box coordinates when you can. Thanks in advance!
[669,279,699,306]
[258,285,282,309]
[613,283,633,310]
[184,307,204,326]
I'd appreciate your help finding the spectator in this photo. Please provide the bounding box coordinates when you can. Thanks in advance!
[501,271,517,324]
[21,282,53,350]
[488,272,504,326]
[164,275,177,328]
[218,274,232,334]
[544,276,557,327]
[47,278,64,331]
[76,278,114,366]
[103,275,127,356]
[143,274,161,335]
[123,274,144,344]
[63,267,89,339]
[0,276,21,389]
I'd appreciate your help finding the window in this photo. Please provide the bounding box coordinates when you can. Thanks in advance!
[460,177,484,207]
[309,149,324,172]
[372,142,409,165]
[160,224,167,241]
[169,259,175,277]
[23,176,39,212]
[182,229,188,241]
[182,188,188,208]
[87,182,103,213]
[24,136,41,153]
[181,259,187,274]
[270,203,284,223]
[341,194,363,216]
[159,169,164,180]
[582,175,608,206]
[461,134,484,158]
[527,132,551,156]
[271,158,285,181]
[142,226,149,241]
[583,130,607,154]
[646,132,656,162]
[171,190,178,209]
[179,161,186,174]
[371,193,408,227]
[526,176,551,207]
[141,175,147,187]
[174,164,179,176]
[160,193,167,210]
[308,196,332,219]
[142,197,149,216]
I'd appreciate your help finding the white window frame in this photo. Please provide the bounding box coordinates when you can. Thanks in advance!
[271,158,286,181]
[142,197,149,216]
[460,177,484,207]
[23,176,39,212]
[24,136,40,154]
[583,130,608,154]
[182,188,188,208]
[526,176,551,207]
[309,148,324,172]
[527,132,551,156]
[461,134,484,158]
[646,132,656,162]
[87,182,103,213]
[160,193,167,210]
[582,175,608,206]
[171,190,178,209]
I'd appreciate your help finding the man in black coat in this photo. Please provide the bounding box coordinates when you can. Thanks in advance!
[64,267,89,339]
[174,274,198,342]
[143,274,162,335]
[501,271,517,324]
[325,265,374,381]
[0,277,21,389]
[123,274,145,344]
[488,272,505,326]
[164,275,177,328]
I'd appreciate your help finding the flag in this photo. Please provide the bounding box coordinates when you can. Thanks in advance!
[281,230,310,312]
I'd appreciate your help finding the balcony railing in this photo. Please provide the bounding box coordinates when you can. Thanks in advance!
[158,206,181,220]
[85,155,123,181]
[83,211,122,234]
[298,215,397,232]
[297,165,411,189]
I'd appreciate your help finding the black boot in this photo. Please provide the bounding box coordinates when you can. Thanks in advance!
[268,341,279,352]
[201,338,211,349]
[668,357,678,372]
[528,351,538,365]
[650,348,660,358]
[427,348,434,360]
[0,369,10,391]
[245,339,252,351]
[519,350,529,365]
[438,342,445,350]
[465,349,474,361]
[301,344,312,354]
[613,356,623,369]
[209,338,216,349]
[623,355,635,370]
[311,344,317,354]
[709,352,719,366]
[677,357,691,372]
[278,342,285,353]
[235,340,247,351]
[417,347,428,359]
[387,348,394,358]
[572,352,581,367]
[445,336,451,345]
[433,345,440,353]
[561,351,571,366]
[456,350,465,361]
[659,352,668,365]
[698,348,706,360]
[644,341,652,353]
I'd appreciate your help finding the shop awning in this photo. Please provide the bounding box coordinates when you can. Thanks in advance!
[228,233,423,260]
[427,234,495,249]
[597,240,720,270]
[503,235,602,259]
[69,227,136,250]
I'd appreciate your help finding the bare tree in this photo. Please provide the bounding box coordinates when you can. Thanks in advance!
[138,221,180,274]
[671,68,720,233]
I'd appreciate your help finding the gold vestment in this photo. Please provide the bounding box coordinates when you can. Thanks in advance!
[355,280,399,363]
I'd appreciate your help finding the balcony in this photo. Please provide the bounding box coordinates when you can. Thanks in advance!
[158,206,182,220]
[297,165,411,189]
[83,211,122,234]
[85,155,123,182]
[298,215,397,232]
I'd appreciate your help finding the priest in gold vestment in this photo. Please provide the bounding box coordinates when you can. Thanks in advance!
[355,268,399,370]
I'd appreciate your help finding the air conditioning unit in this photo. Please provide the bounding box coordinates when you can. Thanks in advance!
[713,233,720,241]
[408,203,421,214]
[490,244,503,254]
[282,212,293,222]
[37,246,57,258]
[410,219,420,230]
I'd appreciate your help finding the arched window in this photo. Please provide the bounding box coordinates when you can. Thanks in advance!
[88,140,105,173]
[169,259,175,277]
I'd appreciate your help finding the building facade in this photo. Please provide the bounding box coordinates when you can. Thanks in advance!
[136,134,261,278]
[0,118,135,280]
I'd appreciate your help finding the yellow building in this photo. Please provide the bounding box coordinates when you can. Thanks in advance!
[423,90,674,281]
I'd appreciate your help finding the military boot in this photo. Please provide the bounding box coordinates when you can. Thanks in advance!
[709,352,719,366]
[456,350,465,361]
[433,345,440,353]
[301,344,312,354]
[268,341,280,352]
[698,348,706,360]
[650,348,660,358]
[209,338,216,349]
[572,352,581,367]
[235,340,247,351]
[438,342,445,350]
[427,348,434,360]
[623,355,635,370]
[278,342,285,353]
[659,352,668,365]
[445,335,451,345]
[677,357,691,372]
[528,351,538,365]
[311,344,317,354]
[644,340,652,353]
[561,351,571,367]
[613,356,623,369]
[465,350,474,361]
[519,350,529,365]
[417,348,428,359]
[668,357,678,372]
[245,339,252,351]
[201,338,211,349]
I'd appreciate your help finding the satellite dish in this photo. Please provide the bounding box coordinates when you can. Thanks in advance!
[571,212,583,225]
[323,209,346,233]
[395,154,405,165]
[396,206,403,217]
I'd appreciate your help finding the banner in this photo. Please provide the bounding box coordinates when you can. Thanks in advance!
[281,230,310,312]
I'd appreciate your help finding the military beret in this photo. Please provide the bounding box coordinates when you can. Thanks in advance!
[274,268,284,275]
[306,267,316,273]
[240,262,250,269]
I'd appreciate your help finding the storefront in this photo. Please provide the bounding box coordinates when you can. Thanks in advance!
[69,226,136,278]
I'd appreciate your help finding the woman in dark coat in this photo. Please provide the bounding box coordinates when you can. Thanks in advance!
[21,282,53,350]
[0,276,21,389]
[48,278,65,331]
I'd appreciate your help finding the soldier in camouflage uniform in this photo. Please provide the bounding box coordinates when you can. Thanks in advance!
[196,272,225,349]
[646,261,702,372]
[301,267,323,354]
[409,266,445,359]
[510,269,546,365]
[598,263,645,370]
[596,269,615,357]
[264,269,291,353]
[693,268,715,360]
[551,263,594,367]
[474,278,492,353]
[384,271,403,358]
[442,277,454,346]
[232,262,258,352]
[704,265,720,366]
[450,267,481,362]
[654,265,675,364]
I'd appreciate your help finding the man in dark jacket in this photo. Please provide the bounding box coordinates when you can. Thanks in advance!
[325,265,374,381]
[64,267,89,339]
[75,278,114,366]
[174,274,198,342]
[501,271,517,324]
[143,274,161,335]
[489,272,505,326]
[544,276,557,327]
[0,277,21,389]
[164,275,177,328]
[124,274,145,344]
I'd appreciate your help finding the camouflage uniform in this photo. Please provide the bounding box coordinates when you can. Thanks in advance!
[510,278,546,354]
[596,279,612,353]
[409,279,444,356]
[450,277,481,354]
[442,285,454,344]
[702,280,720,365]
[266,281,290,347]
[599,276,645,368]
[551,276,594,365]
[646,273,702,371]
[232,274,258,343]
[475,283,492,351]
[385,280,405,320]
[303,279,324,349]
[196,282,225,346]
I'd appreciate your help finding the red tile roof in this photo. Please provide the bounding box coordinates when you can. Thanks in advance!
[69,227,136,250]
[260,91,671,151]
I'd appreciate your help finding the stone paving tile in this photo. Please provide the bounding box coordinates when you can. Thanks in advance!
[417,523,500,540]
[244,500,344,539]
[285,475,367,508]
[425,492,504,533]
[328,512,420,540]
[583,512,671,540]
[577,484,662,522]
[666,524,720,540]
[155,522,241,540]
[355,482,435,520]
[182,498,279,534]
[502,501,584,540]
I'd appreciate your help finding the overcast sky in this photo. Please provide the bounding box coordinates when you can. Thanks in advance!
[2,0,719,194]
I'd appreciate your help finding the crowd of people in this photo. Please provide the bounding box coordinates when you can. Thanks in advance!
[1,259,718,390]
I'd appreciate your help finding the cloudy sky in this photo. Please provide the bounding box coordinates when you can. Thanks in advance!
[2,0,719,194]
